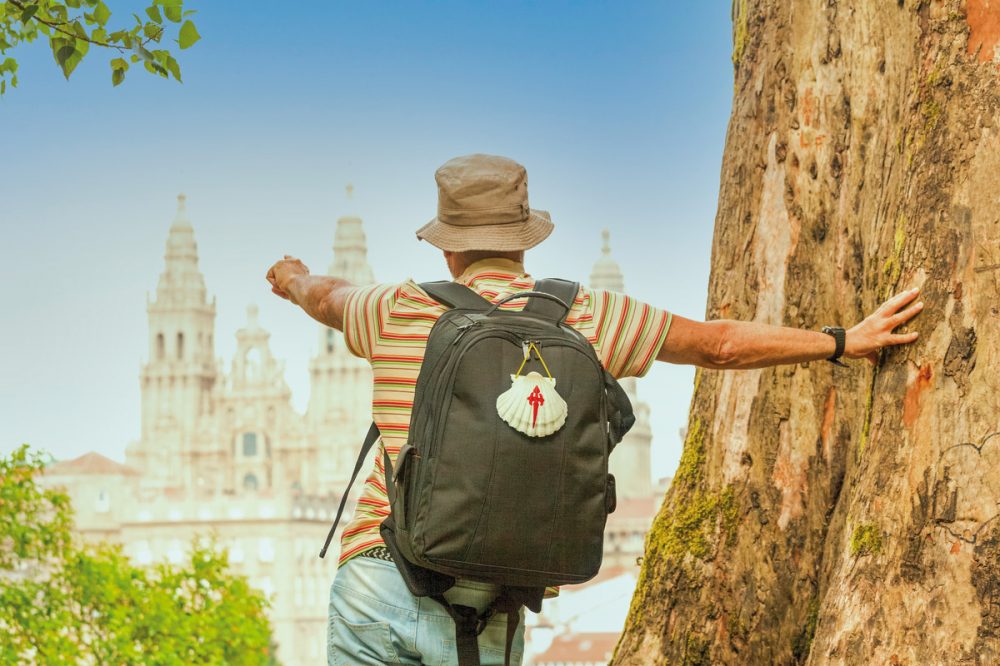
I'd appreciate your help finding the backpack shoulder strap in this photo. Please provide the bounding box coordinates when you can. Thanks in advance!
[319,421,381,558]
[525,278,580,323]
[420,281,492,311]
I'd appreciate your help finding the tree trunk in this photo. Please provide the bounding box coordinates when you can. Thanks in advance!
[614,1,1000,664]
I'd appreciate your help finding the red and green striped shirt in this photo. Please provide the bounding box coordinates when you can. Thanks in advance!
[337,258,672,570]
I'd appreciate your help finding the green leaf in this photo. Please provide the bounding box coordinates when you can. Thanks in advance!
[165,54,181,82]
[112,68,125,86]
[20,4,39,24]
[1,80,6,95]
[54,44,78,79]
[178,20,200,49]
[146,5,162,24]
[164,5,182,22]
[94,1,111,26]
[143,60,166,77]
[67,0,82,8]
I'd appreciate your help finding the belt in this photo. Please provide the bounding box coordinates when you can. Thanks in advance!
[358,545,394,562]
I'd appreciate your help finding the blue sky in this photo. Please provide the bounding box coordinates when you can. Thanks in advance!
[1,1,734,481]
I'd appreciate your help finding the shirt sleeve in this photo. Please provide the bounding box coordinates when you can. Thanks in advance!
[581,287,672,379]
[341,282,401,361]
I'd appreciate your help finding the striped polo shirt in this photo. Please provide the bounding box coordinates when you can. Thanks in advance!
[337,257,672,567]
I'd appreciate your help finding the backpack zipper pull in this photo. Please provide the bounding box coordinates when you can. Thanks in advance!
[453,321,479,345]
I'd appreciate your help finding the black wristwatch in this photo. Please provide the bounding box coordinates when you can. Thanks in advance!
[821,326,849,367]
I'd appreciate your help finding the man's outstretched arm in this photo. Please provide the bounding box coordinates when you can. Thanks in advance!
[266,255,354,330]
[656,287,924,370]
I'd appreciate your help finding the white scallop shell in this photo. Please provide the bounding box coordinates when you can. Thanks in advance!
[496,371,568,438]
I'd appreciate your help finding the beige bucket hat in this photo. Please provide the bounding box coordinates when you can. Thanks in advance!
[415,154,554,252]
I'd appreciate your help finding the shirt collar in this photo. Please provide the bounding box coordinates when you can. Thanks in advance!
[456,257,528,283]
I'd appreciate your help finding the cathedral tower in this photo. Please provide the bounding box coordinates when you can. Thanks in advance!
[211,305,304,496]
[590,230,654,499]
[129,195,218,487]
[307,185,376,491]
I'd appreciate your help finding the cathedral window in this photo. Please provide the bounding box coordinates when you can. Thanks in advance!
[156,333,165,360]
[258,538,275,563]
[243,473,258,492]
[177,332,184,360]
[242,432,258,457]
[95,489,109,513]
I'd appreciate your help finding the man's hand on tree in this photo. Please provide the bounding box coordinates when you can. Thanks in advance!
[845,287,924,365]
[266,255,310,305]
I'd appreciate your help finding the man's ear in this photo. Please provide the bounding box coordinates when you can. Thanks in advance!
[443,250,459,278]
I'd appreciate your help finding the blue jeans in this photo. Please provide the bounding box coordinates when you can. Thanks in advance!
[327,555,526,665]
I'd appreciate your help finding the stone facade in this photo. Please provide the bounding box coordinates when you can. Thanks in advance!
[44,193,663,665]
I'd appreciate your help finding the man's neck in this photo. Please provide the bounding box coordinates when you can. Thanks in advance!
[455,257,526,280]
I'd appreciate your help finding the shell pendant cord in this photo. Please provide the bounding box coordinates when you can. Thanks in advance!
[514,341,553,379]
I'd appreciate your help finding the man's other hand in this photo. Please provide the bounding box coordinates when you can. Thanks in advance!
[266,255,310,304]
[845,287,924,365]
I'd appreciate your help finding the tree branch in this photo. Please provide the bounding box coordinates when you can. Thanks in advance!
[7,0,164,53]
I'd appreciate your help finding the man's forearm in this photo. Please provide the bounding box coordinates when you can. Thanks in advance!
[717,320,838,370]
[285,274,351,330]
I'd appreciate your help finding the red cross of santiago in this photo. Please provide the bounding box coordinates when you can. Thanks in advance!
[527,385,545,428]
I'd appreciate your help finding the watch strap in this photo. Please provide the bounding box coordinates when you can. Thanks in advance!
[822,326,849,367]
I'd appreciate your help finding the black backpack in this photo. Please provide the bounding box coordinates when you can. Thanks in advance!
[320,278,635,666]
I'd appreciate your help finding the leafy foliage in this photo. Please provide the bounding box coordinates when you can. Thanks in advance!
[0,444,275,665]
[0,0,200,93]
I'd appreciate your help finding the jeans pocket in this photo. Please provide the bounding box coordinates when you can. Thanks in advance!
[328,613,399,665]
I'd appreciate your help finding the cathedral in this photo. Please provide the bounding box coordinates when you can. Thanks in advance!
[45,193,661,665]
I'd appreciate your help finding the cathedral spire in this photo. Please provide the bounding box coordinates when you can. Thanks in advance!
[156,193,209,306]
[327,184,375,286]
[589,228,625,292]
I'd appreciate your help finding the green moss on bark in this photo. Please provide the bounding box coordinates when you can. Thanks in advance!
[675,417,706,484]
[880,214,907,296]
[624,418,741,631]
[850,523,884,557]
[731,0,749,67]
[649,486,738,561]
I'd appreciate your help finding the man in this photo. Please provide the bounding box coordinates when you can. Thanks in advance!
[266,154,923,665]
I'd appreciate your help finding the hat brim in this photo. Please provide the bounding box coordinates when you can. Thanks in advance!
[415,210,554,252]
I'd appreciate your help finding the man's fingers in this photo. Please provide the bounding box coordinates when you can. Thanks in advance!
[271,286,290,300]
[887,331,920,345]
[879,287,920,315]
[888,301,924,328]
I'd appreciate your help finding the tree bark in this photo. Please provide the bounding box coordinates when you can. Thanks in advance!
[614,1,1000,664]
